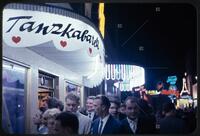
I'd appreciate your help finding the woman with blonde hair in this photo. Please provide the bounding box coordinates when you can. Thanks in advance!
[42,108,61,134]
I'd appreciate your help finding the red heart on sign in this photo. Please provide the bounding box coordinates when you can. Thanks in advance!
[60,40,67,47]
[89,48,92,54]
[12,36,21,44]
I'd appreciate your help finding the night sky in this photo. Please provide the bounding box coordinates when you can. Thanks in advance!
[104,3,197,90]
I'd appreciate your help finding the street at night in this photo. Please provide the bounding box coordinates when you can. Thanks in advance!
[2,2,198,135]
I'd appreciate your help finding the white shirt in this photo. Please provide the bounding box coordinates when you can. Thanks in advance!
[127,117,138,133]
[99,114,110,134]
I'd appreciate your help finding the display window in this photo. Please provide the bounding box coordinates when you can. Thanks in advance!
[65,81,81,97]
[38,71,57,109]
[2,60,28,134]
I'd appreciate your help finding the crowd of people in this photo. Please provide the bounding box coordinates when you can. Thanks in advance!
[33,91,196,135]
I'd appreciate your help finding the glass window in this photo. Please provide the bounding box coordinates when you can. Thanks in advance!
[2,61,27,134]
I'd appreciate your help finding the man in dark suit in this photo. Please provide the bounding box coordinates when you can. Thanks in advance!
[121,96,156,134]
[160,102,187,134]
[79,96,98,121]
[90,95,121,135]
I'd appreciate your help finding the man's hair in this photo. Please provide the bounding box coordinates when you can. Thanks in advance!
[87,96,96,100]
[124,96,138,105]
[108,96,120,108]
[65,93,80,105]
[120,103,126,108]
[95,95,111,110]
[47,97,60,109]
[57,100,64,111]
[56,112,79,134]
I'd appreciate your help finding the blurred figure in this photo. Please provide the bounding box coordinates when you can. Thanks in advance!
[121,96,156,134]
[57,100,64,111]
[119,103,126,115]
[39,96,49,112]
[137,99,154,117]
[65,93,91,134]
[90,95,121,134]
[109,97,126,120]
[156,81,164,92]
[47,97,64,111]
[42,108,61,134]
[150,81,171,130]
[79,96,98,121]
[33,96,48,134]
[54,112,79,135]
[160,102,187,134]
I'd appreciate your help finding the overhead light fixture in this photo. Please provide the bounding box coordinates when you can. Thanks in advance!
[184,72,187,76]
[155,7,160,12]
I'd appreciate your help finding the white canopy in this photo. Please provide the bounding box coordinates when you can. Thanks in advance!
[3,3,105,88]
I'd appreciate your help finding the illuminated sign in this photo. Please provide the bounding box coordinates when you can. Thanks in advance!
[3,8,104,57]
[167,76,177,85]
[161,90,179,97]
[106,64,145,88]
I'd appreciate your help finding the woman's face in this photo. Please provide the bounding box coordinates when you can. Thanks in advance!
[109,103,118,117]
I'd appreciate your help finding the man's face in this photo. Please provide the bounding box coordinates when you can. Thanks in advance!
[65,98,78,113]
[39,97,48,111]
[86,98,94,112]
[94,99,103,116]
[125,100,140,120]
[109,102,118,117]
[119,106,126,114]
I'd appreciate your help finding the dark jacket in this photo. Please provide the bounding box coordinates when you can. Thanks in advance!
[121,116,156,134]
[160,116,187,134]
[91,115,121,134]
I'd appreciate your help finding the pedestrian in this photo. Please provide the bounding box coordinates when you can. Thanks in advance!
[120,96,156,134]
[54,112,79,135]
[65,93,92,134]
[79,96,98,121]
[160,102,187,134]
[90,95,121,134]
[42,108,61,134]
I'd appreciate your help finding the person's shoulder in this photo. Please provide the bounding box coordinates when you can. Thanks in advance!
[80,112,90,120]
[92,117,100,125]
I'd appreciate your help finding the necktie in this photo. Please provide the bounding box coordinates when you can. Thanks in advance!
[88,112,91,119]
[98,120,103,134]
[130,120,136,133]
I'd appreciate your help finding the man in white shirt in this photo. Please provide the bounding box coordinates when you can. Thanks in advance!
[65,93,92,134]
[120,96,156,134]
[79,96,98,121]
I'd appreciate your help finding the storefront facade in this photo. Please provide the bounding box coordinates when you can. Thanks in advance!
[2,3,105,134]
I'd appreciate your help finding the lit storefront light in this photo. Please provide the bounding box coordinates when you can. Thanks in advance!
[98,3,105,38]
[105,64,145,91]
